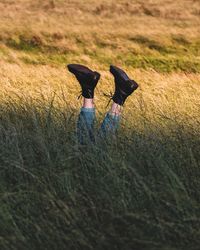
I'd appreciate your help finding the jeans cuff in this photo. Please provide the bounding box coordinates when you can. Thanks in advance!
[107,113,120,120]
[81,107,95,113]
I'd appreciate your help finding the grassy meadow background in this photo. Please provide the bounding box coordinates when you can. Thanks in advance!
[0,0,200,249]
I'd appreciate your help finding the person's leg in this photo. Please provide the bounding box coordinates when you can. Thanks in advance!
[100,102,121,137]
[77,98,96,144]
[67,64,100,144]
[100,65,139,138]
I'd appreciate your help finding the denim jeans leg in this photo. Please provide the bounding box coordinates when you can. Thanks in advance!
[77,107,96,144]
[99,113,120,138]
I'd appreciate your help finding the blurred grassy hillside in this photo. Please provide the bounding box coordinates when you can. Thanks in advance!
[0,0,200,72]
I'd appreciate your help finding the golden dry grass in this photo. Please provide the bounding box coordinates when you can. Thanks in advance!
[0,0,200,127]
[0,60,200,121]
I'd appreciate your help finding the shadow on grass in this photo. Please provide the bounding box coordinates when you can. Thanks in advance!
[3,33,200,73]
[124,56,200,73]
[129,35,169,53]
[0,98,200,250]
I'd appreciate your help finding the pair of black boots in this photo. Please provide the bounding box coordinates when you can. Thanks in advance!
[67,64,139,106]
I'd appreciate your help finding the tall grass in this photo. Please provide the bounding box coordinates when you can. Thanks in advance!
[0,95,199,250]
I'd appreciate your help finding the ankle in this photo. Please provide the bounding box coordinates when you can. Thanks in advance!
[109,102,121,116]
[83,98,94,108]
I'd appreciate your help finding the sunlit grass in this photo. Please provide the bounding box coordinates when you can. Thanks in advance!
[1,34,200,72]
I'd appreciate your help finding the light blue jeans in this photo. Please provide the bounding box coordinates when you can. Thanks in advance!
[77,107,120,144]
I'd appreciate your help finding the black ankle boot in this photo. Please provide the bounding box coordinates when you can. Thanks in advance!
[110,65,139,105]
[67,64,100,98]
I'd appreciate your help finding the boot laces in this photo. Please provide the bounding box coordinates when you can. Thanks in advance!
[77,90,114,108]
[103,91,113,107]
[77,91,82,100]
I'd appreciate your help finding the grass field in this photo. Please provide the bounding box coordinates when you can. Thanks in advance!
[0,0,200,249]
